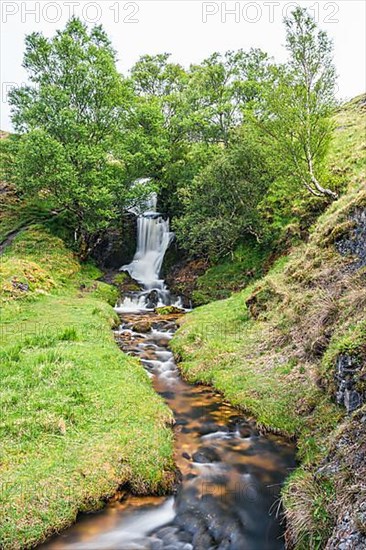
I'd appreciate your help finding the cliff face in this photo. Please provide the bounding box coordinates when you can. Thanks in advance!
[91,214,137,269]
[172,96,366,548]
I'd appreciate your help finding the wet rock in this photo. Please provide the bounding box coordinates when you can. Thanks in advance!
[198,423,229,436]
[227,418,253,438]
[176,531,193,544]
[163,322,177,331]
[154,526,179,546]
[150,539,164,550]
[146,290,160,309]
[238,426,252,438]
[175,512,204,536]
[132,320,152,333]
[91,215,136,269]
[192,447,220,463]
[140,351,157,360]
[335,354,365,413]
[192,529,213,548]
[154,321,177,333]
[185,473,196,481]
[174,488,251,549]
[156,338,171,347]
[175,418,188,426]
[335,208,366,271]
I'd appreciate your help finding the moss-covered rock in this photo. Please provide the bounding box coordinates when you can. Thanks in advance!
[155,306,184,315]
[111,271,141,292]
[132,320,152,333]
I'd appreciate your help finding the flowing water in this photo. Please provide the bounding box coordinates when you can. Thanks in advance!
[41,201,296,550]
[117,193,182,312]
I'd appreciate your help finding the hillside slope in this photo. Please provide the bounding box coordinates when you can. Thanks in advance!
[0,226,175,548]
[172,95,366,548]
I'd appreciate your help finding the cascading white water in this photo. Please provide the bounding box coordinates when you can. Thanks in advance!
[124,206,173,290]
[117,193,181,312]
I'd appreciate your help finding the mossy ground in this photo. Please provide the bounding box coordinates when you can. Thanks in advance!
[172,96,366,548]
[0,227,175,549]
[192,240,270,305]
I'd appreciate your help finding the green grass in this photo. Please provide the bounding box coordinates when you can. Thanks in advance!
[172,273,343,461]
[0,227,174,549]
[330,94,366,183]
[0,194,57,243]
[172,96,366,547]
[192,240,270,305]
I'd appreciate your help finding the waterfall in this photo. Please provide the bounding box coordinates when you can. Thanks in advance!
[123,194,173,290]
[117,193,181,312]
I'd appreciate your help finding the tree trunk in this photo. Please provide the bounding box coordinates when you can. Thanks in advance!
[306,146,338,199]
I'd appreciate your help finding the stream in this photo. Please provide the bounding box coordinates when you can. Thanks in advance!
[41,197,296,550]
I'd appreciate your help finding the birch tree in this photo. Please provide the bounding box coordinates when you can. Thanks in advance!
[256,8,338,199]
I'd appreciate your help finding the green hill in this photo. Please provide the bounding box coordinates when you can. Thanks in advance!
[172,95,366,548]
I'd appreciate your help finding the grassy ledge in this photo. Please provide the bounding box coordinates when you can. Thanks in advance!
[0,227,175,549]
[172,98,366,547]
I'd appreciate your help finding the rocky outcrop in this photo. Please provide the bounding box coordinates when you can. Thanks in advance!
[322,408,366,549]
[326,508,366,550]
[335,354,365,413]
[336,208,366,271]
[92,214,137,269]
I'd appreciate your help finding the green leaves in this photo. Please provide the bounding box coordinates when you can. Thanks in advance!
[6,7,339,261]
[7,18,153,255]
[252,7,337,199]
[174,127,273,260]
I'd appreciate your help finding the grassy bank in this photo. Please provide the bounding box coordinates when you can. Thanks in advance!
[172,96,366,547]
[0,227,175,549]
[192,240,270,305]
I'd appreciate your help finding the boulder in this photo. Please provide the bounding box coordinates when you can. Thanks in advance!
[146,290,159,309]
[335,353,365,413]
[155,306,184,315]
[192,447,220,463]
[132,320,152,333]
